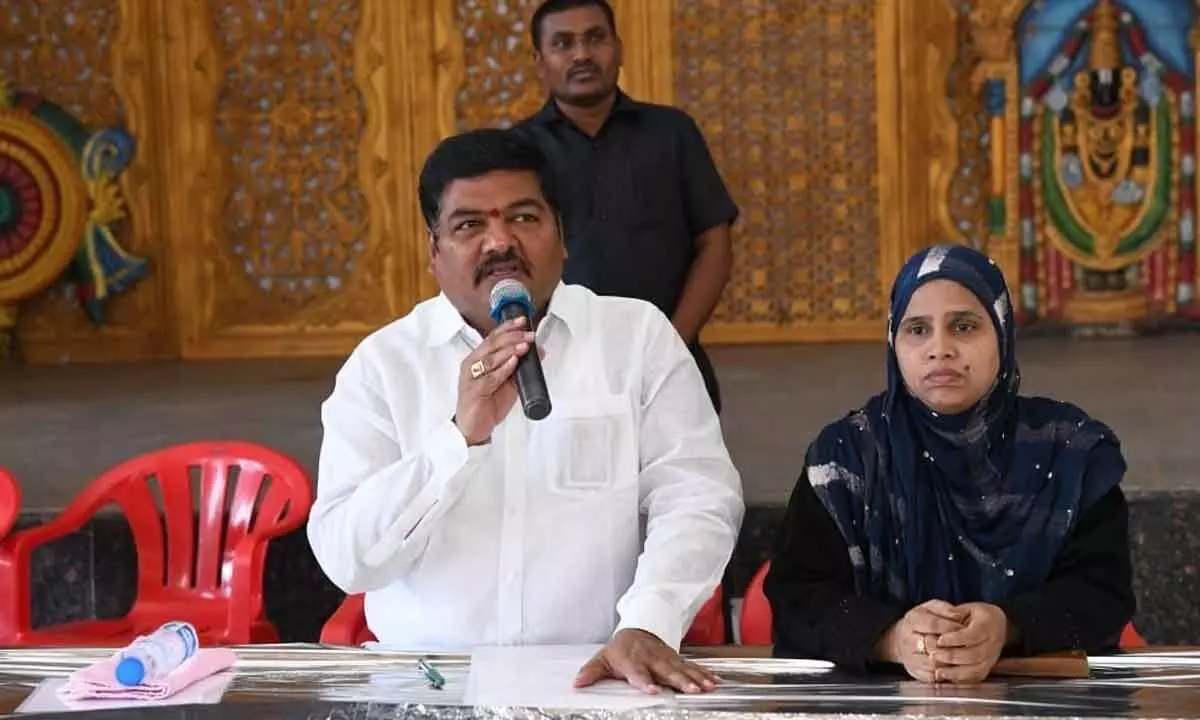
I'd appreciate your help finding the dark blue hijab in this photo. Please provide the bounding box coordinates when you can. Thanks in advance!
[808,244,1125,606]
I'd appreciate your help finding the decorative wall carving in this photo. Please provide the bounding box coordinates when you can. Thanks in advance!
[17,0,1168,360]
[944,2,992,252]
[210,1,370,322]
[163,0,414,358]
[455,0,543,130]
[1,0,164,362]
[675,0,889,341]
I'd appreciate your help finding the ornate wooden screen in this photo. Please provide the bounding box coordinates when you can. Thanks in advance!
[1,0,169,362]
[0,0,444,361]
[450,0,919,343]
[673,1,894,342]
[1,0,948,361]
[160,0,430,359]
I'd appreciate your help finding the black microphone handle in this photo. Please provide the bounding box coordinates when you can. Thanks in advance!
[497,304,552,420]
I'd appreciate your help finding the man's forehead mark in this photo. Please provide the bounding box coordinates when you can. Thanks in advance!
[447,196,542,221]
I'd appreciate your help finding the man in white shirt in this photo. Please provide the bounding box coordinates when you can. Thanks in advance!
[308,128,744,695]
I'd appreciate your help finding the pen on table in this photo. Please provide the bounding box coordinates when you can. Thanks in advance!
[418,657,445,689]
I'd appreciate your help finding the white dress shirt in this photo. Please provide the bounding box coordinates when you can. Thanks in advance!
[308,282,743,651]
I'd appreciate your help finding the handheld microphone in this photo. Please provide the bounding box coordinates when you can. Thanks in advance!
[489,279,552,420]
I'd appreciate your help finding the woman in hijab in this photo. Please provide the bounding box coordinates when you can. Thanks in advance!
[766,244,1133,684]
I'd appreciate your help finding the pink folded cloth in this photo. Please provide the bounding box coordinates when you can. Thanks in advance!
[58,648,237,702]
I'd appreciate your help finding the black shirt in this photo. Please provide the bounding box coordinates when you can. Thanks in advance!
[765,473,1135,672]
[515,92,738,409]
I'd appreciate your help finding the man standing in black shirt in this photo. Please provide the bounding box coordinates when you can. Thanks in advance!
[515,0,738,412]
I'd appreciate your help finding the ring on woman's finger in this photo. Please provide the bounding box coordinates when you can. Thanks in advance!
[469,359,487,379]
[915,635,928,655]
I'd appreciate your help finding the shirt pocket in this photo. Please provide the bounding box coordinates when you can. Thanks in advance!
[532,393,637,499]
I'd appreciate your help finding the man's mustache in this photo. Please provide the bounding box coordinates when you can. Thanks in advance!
[568,62,600,79]
[474,251,531,286]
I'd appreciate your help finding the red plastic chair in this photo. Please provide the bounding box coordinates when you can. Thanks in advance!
[740,561,773,645]
[320,593,372,646]
[0,467,20,540]
[740,560,1148,649]
[0,441,312,647]
[321,584,728,646]
[1119,622,1147,648]
[683,585,727,645]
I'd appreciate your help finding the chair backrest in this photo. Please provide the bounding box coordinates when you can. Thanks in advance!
[0,467,20,539]
[682,585,726,645]
[1120,622,1147,649]
[67,442,312,609]
[740,561,773,645]
[323,584,729,647]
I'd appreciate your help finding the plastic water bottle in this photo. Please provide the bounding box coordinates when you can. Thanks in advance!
[114,621,199,686]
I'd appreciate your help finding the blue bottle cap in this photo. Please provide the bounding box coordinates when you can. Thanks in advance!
[115,657,146,686]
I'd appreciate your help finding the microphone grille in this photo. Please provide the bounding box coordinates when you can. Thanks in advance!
[489,278,531,310]
[488,278,536,324]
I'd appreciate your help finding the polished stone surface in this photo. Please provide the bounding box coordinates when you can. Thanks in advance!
[1125,492,1200,647]
[26,528,92,629]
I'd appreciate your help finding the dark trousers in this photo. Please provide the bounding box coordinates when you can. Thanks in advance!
[688,342,722,414]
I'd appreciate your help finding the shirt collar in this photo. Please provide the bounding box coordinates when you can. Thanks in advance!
[530,89,640,126]
[426,282,586,347]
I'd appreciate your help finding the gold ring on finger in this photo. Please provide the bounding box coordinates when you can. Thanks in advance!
[470,359,487,379]
[915,635,928,655]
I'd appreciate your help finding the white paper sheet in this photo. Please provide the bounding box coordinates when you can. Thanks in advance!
[15,672,234,714]
[464,644,674,710]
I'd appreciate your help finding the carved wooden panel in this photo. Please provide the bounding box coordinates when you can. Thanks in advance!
[0,0,955,358]
[945,2,992,252]
[454,0,543,130]
[0,3,119,124]
[1,0,165,362]
[210,1,370,325]
[447,0,675,132]
[166,0,408,358]
[676,0,888,341]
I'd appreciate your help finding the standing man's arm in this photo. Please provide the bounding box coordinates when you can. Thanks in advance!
[672,114,739,344]
[673,225,732,345]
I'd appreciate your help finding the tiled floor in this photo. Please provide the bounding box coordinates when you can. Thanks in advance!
[1,334,1197,510]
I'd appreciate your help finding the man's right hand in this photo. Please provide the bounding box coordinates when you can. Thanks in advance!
[454,316,536,445]
[877,599,967,683]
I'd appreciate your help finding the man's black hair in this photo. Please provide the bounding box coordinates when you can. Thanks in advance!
[418,128,560,232]
[530,0,616,52]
